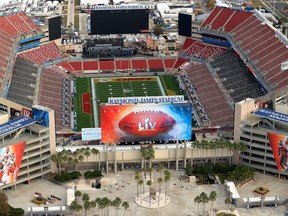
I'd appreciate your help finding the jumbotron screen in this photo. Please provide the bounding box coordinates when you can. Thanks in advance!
[178,13,192,37]
[101,102,192,143]
[48,16,61,41]
[90,9,149,34]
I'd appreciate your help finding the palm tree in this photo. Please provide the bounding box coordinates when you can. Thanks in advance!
[141,167,147,180]
[225,197,232,213]
[194,196,201,216]
[209,191,217,215]
[146,180,152,207]
[71,200,83,215]
[95,197,102,215]
[101,197,111,216]
[78,155,84,173]
[82,193,90,203]
[164,170,171,203]
[135,171,141,198]
[157,164,164,179]
[74,190,82,203]
[51,151,67,174]
[147,167,153,181]
[112,197,122,216]
[84,147,91,170]
[90,200,97,216]
[199,192,209,216]
[83,201,91,216]
[157,177,163,206]
[122,201,129,216]
[91,148,100,170]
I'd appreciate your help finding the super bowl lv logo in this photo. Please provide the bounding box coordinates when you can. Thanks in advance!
[138,118,156,131]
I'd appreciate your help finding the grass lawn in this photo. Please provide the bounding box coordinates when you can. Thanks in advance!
[75,78,94,130]
[160,75,182,96]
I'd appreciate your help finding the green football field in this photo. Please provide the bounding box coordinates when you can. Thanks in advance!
[74,75,182,131]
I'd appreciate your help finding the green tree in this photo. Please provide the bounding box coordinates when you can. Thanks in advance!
[90,200,97,216]
[153,24,164,36]
[91,148,100,170]
[140,144,155,169]
[135,171,141,198]
[83,201,91,216]
[199,192,209,215]
[0,192,9,216]
[82,193,90,203]
[157,177,163,206]
[206,0,216,10]
[146,180,152,207]
[209,191,217,214]
[157,164,164,178]
[122,201,129,216]
[225,197,232,213]
[51,151,67,174]
[70,200,83,215]
[164,170,171,204]
[194,196,201,216]
[139,179,144,196]
[147,167,153,181]
[112,197,122,216]
[84,148,91,170]
[74,190,82,203]
[78,155,84,173]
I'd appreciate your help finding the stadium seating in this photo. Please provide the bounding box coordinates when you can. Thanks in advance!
[209,50,264,102]
[18,42,63,65]
[0,12,41,37]
[163,59,177,70]
[201,7,253,32]
[180,64,234,126]
[115,60,131,71]
[99,60,115,71]
[131,59,148,70]
[38,66,72,130]
[148,59,164,72]
[7,58,38,107]
[83,61,99,71]
[201,7,288,90]
[180,38,227,60]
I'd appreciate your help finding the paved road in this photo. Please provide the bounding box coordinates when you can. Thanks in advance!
[67,0,75,27]
[4,170,288,216]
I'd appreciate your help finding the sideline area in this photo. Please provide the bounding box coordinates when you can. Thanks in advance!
[3,170,288,216]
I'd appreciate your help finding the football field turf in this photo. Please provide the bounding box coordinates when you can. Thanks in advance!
[75,75,181,130]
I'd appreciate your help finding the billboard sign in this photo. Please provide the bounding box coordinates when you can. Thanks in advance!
[22,108,32,117]
[267,133,288,171]
[0,116,36,137]
[82,128,101,141]
[108,96,185,104]
[101,102,192,143]
[0,142,26,186]
[253,108,288,125]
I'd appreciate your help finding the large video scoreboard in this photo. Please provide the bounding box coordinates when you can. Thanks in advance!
[90,8,149,35]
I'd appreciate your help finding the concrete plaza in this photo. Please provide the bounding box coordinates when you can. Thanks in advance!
[4,170,288,216]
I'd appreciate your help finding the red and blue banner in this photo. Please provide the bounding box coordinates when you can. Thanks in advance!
[0,142,26,186]
[267,133,288,171]
[101,102,192,143]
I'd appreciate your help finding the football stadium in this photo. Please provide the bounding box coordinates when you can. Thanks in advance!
[0,2,287,215]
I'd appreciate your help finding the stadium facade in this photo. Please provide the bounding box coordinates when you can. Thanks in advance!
[0,99,56,190]
[234,96,288,179]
